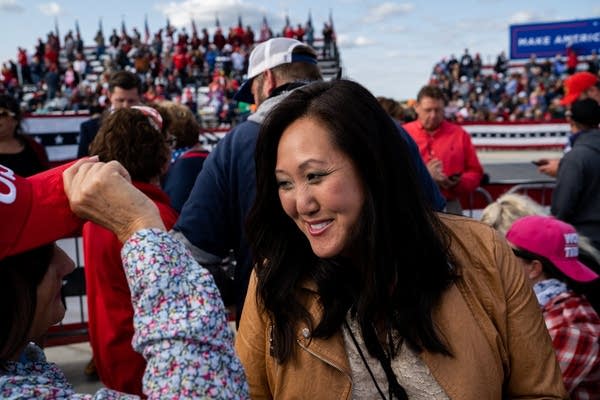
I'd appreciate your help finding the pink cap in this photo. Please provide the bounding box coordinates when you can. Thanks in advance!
[506,215,599,283]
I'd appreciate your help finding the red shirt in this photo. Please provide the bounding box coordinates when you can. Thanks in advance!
[83,182,178,396]
[544,291,600,398]
[403,119,483,200]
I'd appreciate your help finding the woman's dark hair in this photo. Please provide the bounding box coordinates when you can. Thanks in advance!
[90,108,170,182]
[247,79,456,365]
[0,94,22,137]
[0,244,53,366]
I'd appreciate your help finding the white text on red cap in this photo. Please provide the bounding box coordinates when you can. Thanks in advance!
[0,165,16,205]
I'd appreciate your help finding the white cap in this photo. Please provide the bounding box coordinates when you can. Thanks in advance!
[234,38,317,104]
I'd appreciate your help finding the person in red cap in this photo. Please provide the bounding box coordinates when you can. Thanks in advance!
[536,71,600,177]
[0,159,248,397]
[507,215,600,399]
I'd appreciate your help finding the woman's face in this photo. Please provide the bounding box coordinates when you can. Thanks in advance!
[28,246,75,339]
[276,117,365,259]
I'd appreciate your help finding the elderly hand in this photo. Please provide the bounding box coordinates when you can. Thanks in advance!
[63,158,166,243]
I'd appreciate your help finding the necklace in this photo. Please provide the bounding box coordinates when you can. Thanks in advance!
[344,320,408,400]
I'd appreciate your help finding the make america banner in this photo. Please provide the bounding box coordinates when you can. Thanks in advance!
[510,18,600,59]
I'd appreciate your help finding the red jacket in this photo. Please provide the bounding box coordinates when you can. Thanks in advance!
[83,182,178,396]
[403,120,483,201]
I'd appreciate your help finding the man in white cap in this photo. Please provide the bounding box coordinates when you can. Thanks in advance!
[172,38,323,321]
[172,38,444,321]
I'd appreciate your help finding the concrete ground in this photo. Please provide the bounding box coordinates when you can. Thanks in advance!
[45,342,104,395]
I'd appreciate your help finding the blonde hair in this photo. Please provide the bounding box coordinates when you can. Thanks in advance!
[480,193,547,236]
[482,193,600,270]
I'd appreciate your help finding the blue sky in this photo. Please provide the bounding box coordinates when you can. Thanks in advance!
[0,0,597,100]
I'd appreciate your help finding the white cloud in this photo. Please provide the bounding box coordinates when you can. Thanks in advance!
[338,34,376,48]
[155,0,274,32]
[39,2,61,16]
[363,2,414,24]
[0,0,23,12]
[508,11,537,24]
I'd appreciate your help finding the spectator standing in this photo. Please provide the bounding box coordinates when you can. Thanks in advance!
[506,215,600,398]
[551,99,600,253]
[94,29,105,58]
[322,22,334,57]
[305,20,314,47]
[537,72,600,177]
[161,102,208,213]
[494,51,509,74]
[77,71,142,157]
[84,106,178,396]
[567,46,578,75]
[404,85,484,214]
[588,50,599,75]
[294,23,305,42]
[0,95,48,177]
[459,48,473,78]
[171,38,323,316]
[16,47,31,84]
[43,62,59,100]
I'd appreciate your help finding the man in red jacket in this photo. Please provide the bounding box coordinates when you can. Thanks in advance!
[404,85,483,214]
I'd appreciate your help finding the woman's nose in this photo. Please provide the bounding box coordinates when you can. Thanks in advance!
[53,246,76,277]
[296,185,319,215]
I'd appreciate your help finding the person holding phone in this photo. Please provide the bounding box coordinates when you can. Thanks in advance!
[404,85,484,215]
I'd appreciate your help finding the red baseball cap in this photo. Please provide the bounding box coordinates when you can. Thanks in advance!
[506,215,599,282]
[0,162,82,260]
[560,72,599,106]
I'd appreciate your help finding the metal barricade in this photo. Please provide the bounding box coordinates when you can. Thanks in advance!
[506,182,556,207]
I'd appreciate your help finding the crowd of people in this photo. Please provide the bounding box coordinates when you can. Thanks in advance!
[0,16,329,126]
[427,48,600,123]
[0,36,599,399]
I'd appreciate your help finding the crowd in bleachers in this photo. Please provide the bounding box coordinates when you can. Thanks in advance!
[0,16,327,125]
[427,48,600,123]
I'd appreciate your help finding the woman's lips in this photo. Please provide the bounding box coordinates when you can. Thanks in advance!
[306,220,332,236]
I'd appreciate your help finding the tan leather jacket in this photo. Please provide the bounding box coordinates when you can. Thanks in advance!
[236,214,567,399]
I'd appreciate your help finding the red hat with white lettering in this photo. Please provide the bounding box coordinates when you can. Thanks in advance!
[506,215,599,282]
[0,163,82,260]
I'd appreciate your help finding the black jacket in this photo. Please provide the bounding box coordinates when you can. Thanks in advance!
[552,129,600,251]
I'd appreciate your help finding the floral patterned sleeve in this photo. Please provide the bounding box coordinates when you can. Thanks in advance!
[121,228,249,399]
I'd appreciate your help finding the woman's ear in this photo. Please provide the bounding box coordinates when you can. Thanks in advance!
[527,259,545,281]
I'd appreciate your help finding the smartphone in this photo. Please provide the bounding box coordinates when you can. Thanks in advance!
[531,159,549,167]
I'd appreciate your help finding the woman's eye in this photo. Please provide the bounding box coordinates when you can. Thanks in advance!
[277,180,292,190]
[307,173,324,182]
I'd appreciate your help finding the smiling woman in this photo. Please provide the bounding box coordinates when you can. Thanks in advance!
[238,79,567,399]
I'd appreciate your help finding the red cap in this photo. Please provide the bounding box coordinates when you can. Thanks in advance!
[0,162,82,260]
[506,215,599,283]
[560,72,599,106]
